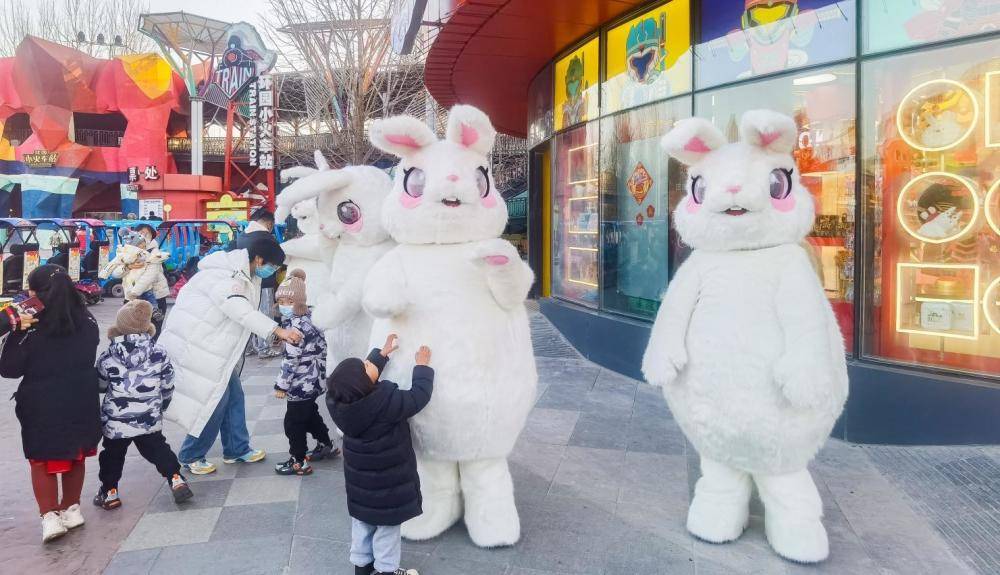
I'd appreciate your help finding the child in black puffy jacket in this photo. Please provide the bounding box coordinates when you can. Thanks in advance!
[326,334,433,575]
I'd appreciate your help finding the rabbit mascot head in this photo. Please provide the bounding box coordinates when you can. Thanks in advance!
[275,157,392,248]
[666,110,815,252]
[643,110,847,564]
[369,104,508,245]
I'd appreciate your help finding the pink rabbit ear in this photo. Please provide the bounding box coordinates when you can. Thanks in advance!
[739,110,797,153]
[446,104,496,156]
[369,114,438,158]
[660,118,726,166]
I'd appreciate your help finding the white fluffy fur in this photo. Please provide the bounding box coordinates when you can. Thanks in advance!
[278,153,339,306]
[365,105,537,547]
[643,110,848,563]
[274,162,395,366]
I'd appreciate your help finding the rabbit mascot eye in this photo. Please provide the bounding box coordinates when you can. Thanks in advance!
[365,104,537,548]
[277,151,339,307]
[275,152,395,367]
[641,110,848,563]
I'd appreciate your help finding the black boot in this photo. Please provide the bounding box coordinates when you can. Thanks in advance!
[354,564,374,575]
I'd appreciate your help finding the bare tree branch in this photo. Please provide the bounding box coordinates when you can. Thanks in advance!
[0,0,152,57]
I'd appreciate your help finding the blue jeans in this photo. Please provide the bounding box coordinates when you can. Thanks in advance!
[350,519,401,572]
[177,370,251,463]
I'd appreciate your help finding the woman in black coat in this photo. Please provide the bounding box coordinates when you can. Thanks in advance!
[327,337,433,575]
[1,264,101,543]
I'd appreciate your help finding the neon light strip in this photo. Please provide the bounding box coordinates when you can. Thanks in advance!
[896,262,980,340]
[568,230,598,235]
[568,195,599,201]
[567,143,598,153]
[914,297,976,303]
[568,247,598,252]
[896,79,979,152]
[984,276,1000,335]
[987,72,999,149]
[986,178,1000,237]
[895,172,980,245]
[567,278,599,288]
[567,179,599,185]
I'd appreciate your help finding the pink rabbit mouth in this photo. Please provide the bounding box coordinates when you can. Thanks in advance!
[441,198,462,207]
[723,207,749,216]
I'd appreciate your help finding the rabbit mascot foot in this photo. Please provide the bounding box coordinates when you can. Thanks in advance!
[642,110,848,563]
[365,105,537,548]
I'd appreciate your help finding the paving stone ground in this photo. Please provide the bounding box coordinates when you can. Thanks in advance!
[1,300,999,574]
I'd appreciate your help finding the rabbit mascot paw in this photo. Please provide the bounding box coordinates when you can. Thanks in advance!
[275,160,394,367]
[642,110,848,563]
[365,105,537,548]
[279,151,339,306]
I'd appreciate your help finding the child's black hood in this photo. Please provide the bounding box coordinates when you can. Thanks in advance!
[328,381,396,438]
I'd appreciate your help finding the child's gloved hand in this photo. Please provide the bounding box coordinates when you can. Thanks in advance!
[381,333,399,357]
[415,345,432,366]
[275,390,287,399]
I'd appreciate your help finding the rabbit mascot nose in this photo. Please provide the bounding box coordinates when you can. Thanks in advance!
[642,110,848,563]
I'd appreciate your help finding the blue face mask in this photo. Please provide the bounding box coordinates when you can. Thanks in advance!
[278,304,294,318]
[255,263,278,279]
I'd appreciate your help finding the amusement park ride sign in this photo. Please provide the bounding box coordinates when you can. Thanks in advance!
[201,22,277,108]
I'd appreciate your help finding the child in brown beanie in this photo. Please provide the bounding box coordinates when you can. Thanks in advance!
[274,269,337,476]
[94,300,193,509]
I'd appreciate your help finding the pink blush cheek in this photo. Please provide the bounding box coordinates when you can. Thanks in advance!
[481,193,497,208]
[770,195,796,212]
[344,216,364,234]
[685,198,701,214]
[398,193,422,209]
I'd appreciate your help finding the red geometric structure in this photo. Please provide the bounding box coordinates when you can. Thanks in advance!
[0,37,192,216]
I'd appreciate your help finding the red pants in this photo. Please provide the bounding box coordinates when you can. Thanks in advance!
[28,455,91,515]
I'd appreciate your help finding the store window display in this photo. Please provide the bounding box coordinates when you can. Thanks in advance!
[553,38,600,132]
[602,0,691,115]
[694,0,856,89]
[600,98,690,318]
[864,0,1000,55]
[695,65,856,349]
[861,39,1000,377]
[528,63,554,146]
[552,123,600,306]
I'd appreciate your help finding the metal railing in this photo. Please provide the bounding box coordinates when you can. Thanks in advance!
[167,133,339,159]
[74,129,124,147]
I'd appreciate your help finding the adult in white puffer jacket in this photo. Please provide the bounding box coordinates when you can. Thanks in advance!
[160,236,302,475]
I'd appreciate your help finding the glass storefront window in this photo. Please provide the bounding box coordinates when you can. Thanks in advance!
[554,37,601,132]
[695,65,857,350]
[864,0,1000,55]
[552,123,600,306]
[861,39,1000,377]
[602,0,692,115]
[528,63,554,146]
[599,98,690,319]
[694,0,856,89]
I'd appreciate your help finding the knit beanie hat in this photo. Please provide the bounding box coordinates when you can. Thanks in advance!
[275,269,307,314]
[122,228,146,248]
[328,358,372,404]
[108,299,156,339]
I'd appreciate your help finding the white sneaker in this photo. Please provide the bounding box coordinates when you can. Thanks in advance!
[41,511,68,543]
[59,504,85,529]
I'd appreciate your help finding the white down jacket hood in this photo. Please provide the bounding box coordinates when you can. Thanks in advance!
[160,249,277,437]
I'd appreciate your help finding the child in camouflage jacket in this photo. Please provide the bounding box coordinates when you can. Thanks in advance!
[274,270,338,476]
[94,300,193,510]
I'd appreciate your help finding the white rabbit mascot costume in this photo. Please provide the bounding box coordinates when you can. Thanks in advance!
[278,151,339,306]
[275,163,394,366]
[642,110,848,563]
[365,105,537,548]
